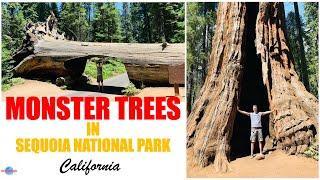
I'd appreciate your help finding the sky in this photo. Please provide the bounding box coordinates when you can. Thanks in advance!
[57,2,124,15]
[56,2,305,22]
[96,2,306,18]
[115,2,123,11]
[284,2,305,22]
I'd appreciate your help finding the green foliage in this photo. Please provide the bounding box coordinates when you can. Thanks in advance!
[304,139,318,160]
[2,2,185,44]
[2,3,27,50]
[186,2,217,112]
[21,3,38,22]
[84,59,126,80]
[93,3,121,42]
[122,83,140,96]
[151,3,185,43]
[84,3,93,41]
[50,3,59,18]
[2,3,28,91]
[59,3,89,41]
[285,3,318,96]
[36,3,51,21]
[121,3,133,43]
[2,77,24,91]
[304,2,318,96]
[286,12,302,76]
[1,44,14,85]
[130,3,185,43]
[165,3,185,43]
[1,2,184,91]
[187,3,204,68]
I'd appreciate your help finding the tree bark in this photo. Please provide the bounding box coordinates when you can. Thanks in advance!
[256,2,317,154]
[187,64,195,114]
[187,2,247,172]
[12,13,185,85]
[187,2,318,173]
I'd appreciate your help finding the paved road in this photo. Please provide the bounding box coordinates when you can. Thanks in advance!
[64,73,130,97]
[100,73,130,87]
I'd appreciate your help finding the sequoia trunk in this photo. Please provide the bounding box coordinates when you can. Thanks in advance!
[187,3,247,172]
[256,2,317,154]
[187,2,318,172]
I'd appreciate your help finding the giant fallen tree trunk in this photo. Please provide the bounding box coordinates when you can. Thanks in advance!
[187,2,318,173]
[12,12,185,85]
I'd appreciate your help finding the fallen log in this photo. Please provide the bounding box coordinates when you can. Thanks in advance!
[12,12,185,85]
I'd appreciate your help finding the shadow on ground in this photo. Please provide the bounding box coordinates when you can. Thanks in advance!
[71,83,125,95]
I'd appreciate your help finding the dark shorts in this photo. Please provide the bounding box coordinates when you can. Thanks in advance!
[250,128,263,142]
[97,75,103,82]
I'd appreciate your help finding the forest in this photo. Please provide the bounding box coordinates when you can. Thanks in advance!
[1,2,185,90]
[187,2,318,175]
[187,2,319,113]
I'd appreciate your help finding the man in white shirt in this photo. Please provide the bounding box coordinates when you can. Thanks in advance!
[237,105,273,158]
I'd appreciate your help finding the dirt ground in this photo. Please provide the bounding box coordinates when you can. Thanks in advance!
[2,79,185,100]
[187,149,318,178]
[138,87,185,98]
[2,79,65,98]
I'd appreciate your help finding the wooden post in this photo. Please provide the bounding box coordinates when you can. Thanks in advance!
[174,84,179,96]
[168,64,185,96]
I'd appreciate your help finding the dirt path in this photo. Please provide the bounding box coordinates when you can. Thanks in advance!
[187,149,318,178]
[2,75,185,101]
[2,79,65,98]
[138,87,185,98]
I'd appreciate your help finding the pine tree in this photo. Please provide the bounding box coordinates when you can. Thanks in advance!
[150,3,166,42]
[59,3,89,41]
[36,3,51,21]
[2,3,26,50]
[50,2,59,18]
[1,3,27,84]
[132,3,153,42]
[171,3,185,43]
[121,2,133,43]
[93,3,121,42]
[304,2,318,95]
[130,3,185,43]
[293,2,310,90]
[84,2,93,41]
[130,3,144,42]
[187,3,204,112]
[286,12,302,77]
[186,2,217,113]
[160,3,185,43]
[21,3,38,22]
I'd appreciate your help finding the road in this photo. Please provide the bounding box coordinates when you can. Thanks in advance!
[2,73,185,100]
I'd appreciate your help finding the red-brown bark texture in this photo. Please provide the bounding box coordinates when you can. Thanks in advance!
[187,2,318,172]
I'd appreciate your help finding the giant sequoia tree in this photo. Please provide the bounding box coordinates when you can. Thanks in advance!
[187,2,318,172]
